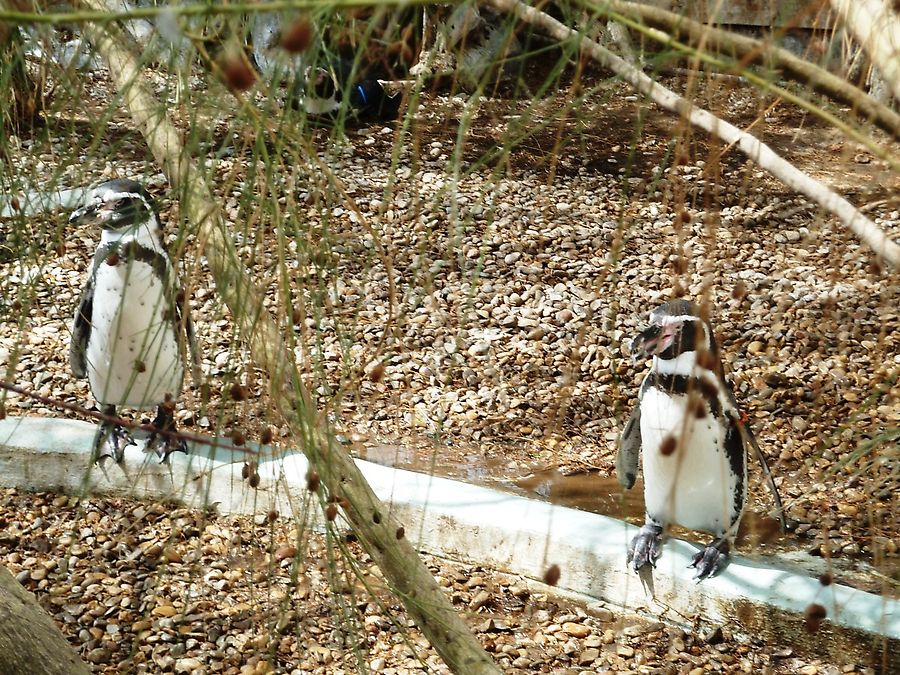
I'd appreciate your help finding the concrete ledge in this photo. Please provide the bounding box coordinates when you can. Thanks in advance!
[0,416,896,665]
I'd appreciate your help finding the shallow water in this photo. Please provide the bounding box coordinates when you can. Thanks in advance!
[355,443,790,552]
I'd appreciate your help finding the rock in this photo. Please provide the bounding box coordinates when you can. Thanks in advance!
[578,647,600,665]
[562,621,592,638]
[175,657,203,673]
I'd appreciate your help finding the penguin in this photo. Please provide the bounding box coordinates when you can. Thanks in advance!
[616,299,783,580]
[69,179,199,463]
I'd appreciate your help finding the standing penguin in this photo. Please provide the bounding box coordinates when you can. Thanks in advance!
[616,299,782,580]
[69,179,199,463]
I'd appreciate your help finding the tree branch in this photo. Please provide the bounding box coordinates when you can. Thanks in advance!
[74,4,500,674]
[830,0,900,106]
[0,566,91,675]
[602,0,900,143]
[484,0,900,269]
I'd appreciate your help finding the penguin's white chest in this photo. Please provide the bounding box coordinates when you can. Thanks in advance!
[86,258,182,408]
[639,387,743,535]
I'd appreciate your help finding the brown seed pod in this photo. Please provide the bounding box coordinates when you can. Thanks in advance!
[306,470,320,492]
[818,572,833,586]
[267,510,278,523]
[260,426,274,445]
[229,383,247,401]
[291,308,302,325]
[249,472,260,488]
[395,526,405,540]
[231,430,246,447]
[106,252,121,266]
[543,564,561,586]
[692,399,708,419]
[10,300,21,311]
[325,503,338,521]
[697,377,720,403]
[659,434,678,456]
[242,462,251,479]
[220,54,257,91]
[279,19,313,53]
[10,195,20,211]
[695,349,719,372]
[0,401,6,421]
[804,603,827,634]
[133,360,146,373]
[372,511,381,524]
[368,362,385,383]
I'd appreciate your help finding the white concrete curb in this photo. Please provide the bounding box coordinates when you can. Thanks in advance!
[0,416,896,665]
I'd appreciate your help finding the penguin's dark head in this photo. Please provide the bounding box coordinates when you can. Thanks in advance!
[629,300,715,363]
[69,179,158,232]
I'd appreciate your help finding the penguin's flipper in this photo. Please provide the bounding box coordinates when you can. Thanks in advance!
[616,404,642,490]
[731,409,786,531]
[70,276,95,378]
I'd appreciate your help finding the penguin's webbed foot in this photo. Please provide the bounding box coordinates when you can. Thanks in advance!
[94,420,136,464]
[145,400,189,463]
[690,539,730,581]
[628,523,664,572]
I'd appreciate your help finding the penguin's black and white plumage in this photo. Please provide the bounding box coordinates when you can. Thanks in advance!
[69,179,198,464]
[616,299,781,580]
[295,66,401,123]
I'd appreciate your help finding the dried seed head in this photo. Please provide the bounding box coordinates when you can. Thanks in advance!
[0,401,6,421]
[291,308,302,325]
[395,526,405,540]
[692,398,708,419]
[543,564,561,586]
[231,430,246,447]
[697,377,720,403]
[229,383,247,401]
[280,19,313,53]
[818,572,833,586]
[249,472,260,488]
[368,362,385,383]
[659,434,678,456]
[731,280,747,301]
[306,470,320,492]
[695,349,719,372]
[260,426,274,445]
[804,603,827,634]
[10,195,20,211]
[220,53,257,91]
[325,503,338,521]
[267,509,278,523]
[372,511,381,524]
[106,252,121,266]
[242,462,251,479]
[133,360,146,373]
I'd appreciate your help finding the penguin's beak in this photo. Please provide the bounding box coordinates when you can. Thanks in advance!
[69,202,100,226]
[629,322,679,363]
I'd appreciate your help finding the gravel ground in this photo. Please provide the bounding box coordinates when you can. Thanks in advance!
[0,61,898,669]
[0,489,878,674]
